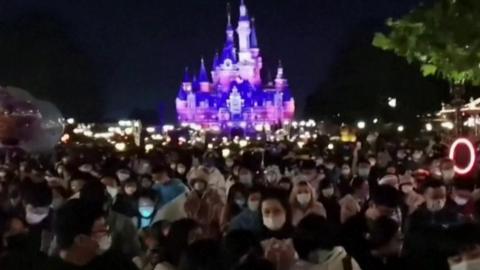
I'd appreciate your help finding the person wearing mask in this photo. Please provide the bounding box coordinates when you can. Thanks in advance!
[230,186,263,234]
[69,177,86,199]
[339,178,369,224]
[220,183,248,231]
[22,181,54,254]
[237,166,254,189]
[290,181,326,226]
[259,189,296,270]
[136,192,158,230]
[80,180,142,259]
[318,180,341,225]
[369,151,391,188]
[102,176,121,204]
[292,214,361,270]
[366,217,405,270]
[113,179,139,217]
[439,158,455,184]
[184,177,224,237]
[263,165,282,188]
[448,179,475,219]
[46,199,137,270]
[116,168,132,184]
[338,164,353,197]
[187,152,226,196]
[404,179,461,270]
[357,159,371,182]
[277,177,293,194]
[341,185,403,270]
[324,158,340,184]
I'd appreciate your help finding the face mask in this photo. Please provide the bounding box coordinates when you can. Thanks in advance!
[358,168,370,178]
[56,168,64,175]
[341,168,351,176]
[450,257,480,270]
[116,172,130,182]
[194,182,206,192]
[397,152,406,160]
[25,208,49,224]
[248,200,260,211]
[442,170,455,181]
[368,158,376,166]
[0,171,7,177]
[125,187,137,195]
[177,165,186,175]
[321,188,335,198]
[106,186,119,198]
[139,206,155,217]
[325,164,335,170]
[453,196,469,206]
[263,214,286,231]
[265,174,278,184]
[170,163,177,170]
[401,185,414,194]
[315,158,324,166]
[234,198,246,207]
[412,152,423,162]
[427,199,446,212]
[96,234,112,254]
[297,193,312,206]
[225,159,234,168]
[239,174,253,187]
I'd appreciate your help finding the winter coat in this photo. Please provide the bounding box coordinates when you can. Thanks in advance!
[291,246,361,270]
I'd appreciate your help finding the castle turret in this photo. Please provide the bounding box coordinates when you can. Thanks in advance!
[198,58,210,92]
[236,0,251,63]
[250,18,259,54]
[275,60,287,90]
[182,67,192,92]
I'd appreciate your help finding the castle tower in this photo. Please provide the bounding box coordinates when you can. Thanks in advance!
[275,60,287,90]
[198,58,210,92]
[182,67,192,92]
[236,0,252,63]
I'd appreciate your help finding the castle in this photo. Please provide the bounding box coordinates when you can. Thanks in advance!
[176,0,295,129]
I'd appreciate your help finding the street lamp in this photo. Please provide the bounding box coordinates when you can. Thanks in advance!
[357,121,366,129]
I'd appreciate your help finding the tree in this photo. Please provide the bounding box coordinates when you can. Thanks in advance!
[373,0,480,86]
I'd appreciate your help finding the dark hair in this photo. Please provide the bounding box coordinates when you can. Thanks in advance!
[222,230,262,269]
[178,239,226,270]
[421,179,446,194]
[293,214,338,260]
[367,217,399,249]
[260,188,293,238]
[319,179,333,190]
[300,160,316,170]
[54,199,105,249]
[166,218,200,266]
[453,179,475,192]
[22,181,52,207]
[79,179,107,208]
[371,185,402,208]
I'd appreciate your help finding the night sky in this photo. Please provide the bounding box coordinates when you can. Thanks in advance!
[0,0,425,121]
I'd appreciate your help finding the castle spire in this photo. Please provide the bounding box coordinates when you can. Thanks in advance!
[239,0,249,20]
[250,17,258,49]
[276,60,283,79]
[198,58,209,82]
[212,51,219,70]
[183,67,191,82]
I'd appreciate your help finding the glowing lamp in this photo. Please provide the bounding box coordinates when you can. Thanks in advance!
[145,144,154,152]
[397,125,404,132]
[222,148,231,158]
[373,118,378,124]
[449,138,476,175]
[61,134,70,143]
[66,118,75,124]
[327,143,334,150]
[239,139,248,148]
[425,123,433,132]
[115,142,126,152]
[357,121,366,129]
[146,127,156,133]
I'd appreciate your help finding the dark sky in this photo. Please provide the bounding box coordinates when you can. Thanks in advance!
[0,0,425,121]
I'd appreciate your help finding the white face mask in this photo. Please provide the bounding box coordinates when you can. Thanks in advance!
[116,172,130,182]
[297,193,312,206]
[321,188,335,198]
[442,170,455,181]
[358,168,370,178]
[248,200,260,211]
[106,186,119,198]
[427,199,446,212]
[451,257,480,270]
[341,168,351,176]
[453,196,469,206]
[96,234,112,254]
[194,182,206,192]
[234,198,246,207]
[125,187,137,195]
[401,185,414,194]
[412,152,423,162]
[177,166,186,175]
[263,215,286,231]
[25,208,49,224]
[265,174,278,184]
[170,163,177,170]
[239,174,253,186]
[0,171,7,177]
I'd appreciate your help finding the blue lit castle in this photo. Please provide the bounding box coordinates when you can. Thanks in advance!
[176,0,295,129]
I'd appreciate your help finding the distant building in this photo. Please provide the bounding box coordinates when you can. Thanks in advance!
[176,0,295,129]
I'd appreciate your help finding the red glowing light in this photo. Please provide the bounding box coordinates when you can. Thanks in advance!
[449,138,476,175]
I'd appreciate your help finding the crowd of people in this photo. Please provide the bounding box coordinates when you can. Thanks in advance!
[1,133,480,270]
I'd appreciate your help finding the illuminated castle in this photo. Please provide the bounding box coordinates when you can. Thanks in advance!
[176,0,295,129]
